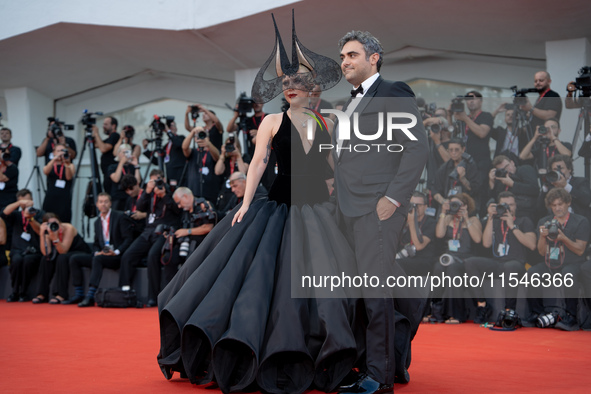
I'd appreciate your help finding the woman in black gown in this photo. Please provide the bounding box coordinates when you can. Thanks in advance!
[157,13,359,394]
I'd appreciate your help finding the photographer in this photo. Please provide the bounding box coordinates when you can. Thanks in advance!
[227,99,265,158]
[92,116,120,195]
[425,107,452,165]
[395,192,437,278]
[185,104,224,151]
[0,147,19,209]
[182,126,221,206]
[432,138,480,208]
[36,121,77,164]
[119,169,181,307]
[491,104,527,157]
[464,192,536,324]
[565,67,591,109]
[520,71,562,130]
[32,213,91,304]
[143,119,186,188]
[432,193,482,324]
[452,91,494,186]
[215,136,250,208]
[41,143,75,223]
[1,189,44,302]
[157,187,216,290]
[487,154,539,218]
[107,144,142,210]
[217,172,267,220]
[120,174,147,239]
[538,154,591,224]
[524,188,590,331]
[68,193,133,307]
[113,125,141,160]
[519,118,572,168]
[0,127,21,166]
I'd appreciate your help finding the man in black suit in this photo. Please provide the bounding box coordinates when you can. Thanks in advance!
[68,192,133,306]
[334,31,429,393]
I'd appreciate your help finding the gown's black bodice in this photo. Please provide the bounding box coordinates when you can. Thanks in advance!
[268,112,330,206]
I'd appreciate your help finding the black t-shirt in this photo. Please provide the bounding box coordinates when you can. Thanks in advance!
[186,148,221,205]
[400,215,437,258]
[43,137,77,165]
[466,111,493,165]
[1,143,21,166]
[531,89,563,130]
[488,216,535,262]
[537,213,590,264]
[0,164,19,208]
[1,209,43,252]
[208,125,223,152]
[100,132,120,174]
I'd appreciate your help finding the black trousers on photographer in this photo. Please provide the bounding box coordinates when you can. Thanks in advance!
[69,254,122,289]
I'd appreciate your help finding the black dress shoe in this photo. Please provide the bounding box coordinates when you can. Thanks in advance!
[18,296,30,302]
[338,375,393,394]
[339,371,366,390]
[78,297,95,307]
[146,299,157,307]
[6,293,19,302]
[62,295,85,305]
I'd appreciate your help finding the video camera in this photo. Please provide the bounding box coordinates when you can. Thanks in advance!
[151,115,175,138]
[236,92,255,116]
[510,86,538,106]
[47,117,74,138]
[574,66,591,98]
[81,110,104,137]
[450,96,466,113]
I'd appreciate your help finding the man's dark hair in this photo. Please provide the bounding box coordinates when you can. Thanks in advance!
[0,127,11,137]
[16,189,33,199]
[107,116,118,128]
[42,212,60,223]
[120,174,138,191]
[448,138,465,148]
[498,191,516,202]
[466,90,483,98]
[492,155,511,168]
[545,187,572,208]
[545,117,561,130]
[549,154,573,173]
[149,169,165,179]
[412,191,428,205]
[97,192,111,201]
[338,31,383,72]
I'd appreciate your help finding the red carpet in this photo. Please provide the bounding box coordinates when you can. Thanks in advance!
[2,301,590,393]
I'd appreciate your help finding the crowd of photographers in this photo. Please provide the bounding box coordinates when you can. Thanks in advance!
[0,96,271,309]
[402,68,591,331]
[2,70,591,331]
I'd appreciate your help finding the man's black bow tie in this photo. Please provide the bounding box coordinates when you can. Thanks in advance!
[350,85,364,97]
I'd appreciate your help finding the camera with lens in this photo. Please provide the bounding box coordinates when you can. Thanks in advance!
[102,244,114,254]
[190,105,201,121]
[429,123,442,133]
[446,200,462,215]
[26,207,39,216]
[494,309,520,329]
[538,125,548,135]
[225,134,236,154]
[154,224,174,236]
[124,150,132,160]
[450,96,465,113]
[237,92,255,116]
[395,244,417,259]
[439,253,464,267]
[47,117,74,137]
[495,168,508,178]
[574,66,591,97]
[60,149,70,160]
[49,222,60,232]
[197,130,207,140]
[123,125,135,140]
[510,86,538,106]
[154,178,165,190]
[1,150,11,161]
[536,311,559,328]
[494,203,510,219]
[545,169,563,184]
[543,219,562,241]
[23,246,38,255]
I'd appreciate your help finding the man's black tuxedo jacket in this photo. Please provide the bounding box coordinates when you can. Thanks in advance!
[93,209,134,254]
[333,76,429,217]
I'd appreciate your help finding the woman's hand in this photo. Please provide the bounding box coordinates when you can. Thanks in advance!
[232,204,250,226]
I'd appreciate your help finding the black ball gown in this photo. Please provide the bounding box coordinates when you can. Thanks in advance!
[157,112,360,394]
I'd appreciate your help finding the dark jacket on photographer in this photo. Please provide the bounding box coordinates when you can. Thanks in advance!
[433,152,480,206]
[135,185,181,236]
[1,143,21,166]
[92,209,134,256]
[488,164,539,219]
[186,147,221,206]
[0,163,19,209]
[1,208,44,253]
[536,213,590,265]
[143,133,186,187]
[124,191,146,239]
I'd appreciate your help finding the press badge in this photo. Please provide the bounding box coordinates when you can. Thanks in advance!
[549,247,560,260]
[497,243,509,257]
[448,239,460,252]
[226,179,231,189]
[425,207,436,217]
[201,167,209,176]
[164,155,170,163]
[148,213,156,224]
[0,182,5,190]
[55,180,66,188]
[21,232,31,242]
